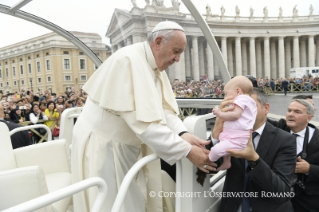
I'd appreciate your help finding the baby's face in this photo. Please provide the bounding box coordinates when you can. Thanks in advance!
[223,84,239,98]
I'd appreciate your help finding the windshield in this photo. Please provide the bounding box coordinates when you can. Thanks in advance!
[0,0,318,97]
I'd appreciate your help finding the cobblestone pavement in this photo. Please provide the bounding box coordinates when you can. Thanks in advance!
[268,92,319,122]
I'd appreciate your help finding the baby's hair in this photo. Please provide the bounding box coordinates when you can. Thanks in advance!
[229,76,253,95]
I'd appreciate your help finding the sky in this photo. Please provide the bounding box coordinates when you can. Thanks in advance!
[0,0,318,48]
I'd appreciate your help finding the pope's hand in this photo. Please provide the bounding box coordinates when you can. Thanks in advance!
[187,146,217,173]
[181,133,210,153]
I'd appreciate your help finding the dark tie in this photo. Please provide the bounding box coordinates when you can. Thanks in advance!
[242,132,258,212]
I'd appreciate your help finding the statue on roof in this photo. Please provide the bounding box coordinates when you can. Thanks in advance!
[309,4,314,16]
[279,7,283,17]
[235,6,240,16]
[131,0,137,7]
[153,0,164,7]
[145,0,150,5]
[206,4,212,16]
[221,5,225,16]
[250,7,254,17]
[293,5,298,17]
[263,6,268,18]
[171,0,179,9]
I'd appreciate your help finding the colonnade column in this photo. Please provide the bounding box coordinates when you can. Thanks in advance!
[221,37,228,68]
[111,45,118,54]
[184,42,191,77]
[264,37,271,79]
[198,38,205,77]
[300,39,307,67]
[235,37,242,76]
[256,40,262,78]
[192,36,199,81]
[241,40,248,76]
[285,39,292,77]
[308,35,315,67]
[270,40,277,79]
[175,52,186,81]
[293,36,300,68]
[126,36,132,46]
[316,37,319,66]
[278,37,285,78]
[206,44,214,80]
[227,41,234,76]
[249,37,256,77]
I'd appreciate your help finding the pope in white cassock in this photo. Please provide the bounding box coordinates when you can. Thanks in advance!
[71,21,217,212]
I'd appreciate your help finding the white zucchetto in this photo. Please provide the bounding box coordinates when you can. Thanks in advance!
[152,21,184,33]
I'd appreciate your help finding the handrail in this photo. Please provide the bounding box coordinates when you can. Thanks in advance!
[10,124,52,141]
[175,160,183,212]
[2,177,107,212]
[111,154,159,212]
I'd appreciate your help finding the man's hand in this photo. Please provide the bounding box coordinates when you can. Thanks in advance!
[295,156,310,174]
[227,132,259,161]
[187,146,217,173]
[181,133,210,153]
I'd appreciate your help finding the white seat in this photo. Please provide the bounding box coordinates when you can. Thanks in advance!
[0,122,72,212]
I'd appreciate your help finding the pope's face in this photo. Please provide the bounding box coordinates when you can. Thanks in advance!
[154,30,186,71]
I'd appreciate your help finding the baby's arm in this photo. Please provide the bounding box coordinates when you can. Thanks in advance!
[212,105,243,121]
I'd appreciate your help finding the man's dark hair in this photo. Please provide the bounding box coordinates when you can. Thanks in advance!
[292,94,313,100]
[246,76,258,87]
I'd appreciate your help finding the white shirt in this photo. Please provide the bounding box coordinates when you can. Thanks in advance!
[290,126,315,154]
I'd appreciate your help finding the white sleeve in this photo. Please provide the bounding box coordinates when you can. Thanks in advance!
[120,111,191,165]
[164,109,188,135]
[42,113,48,121]
[29,113,38,124]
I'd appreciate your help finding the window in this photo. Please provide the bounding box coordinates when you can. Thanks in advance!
[28,64,32,73]
[28,56,31,60]
[12,67,16,76]
[0,83,2,87]
[80,59,86,69]
[38,78,42,83]
[64,75,71,81]
[13,81,17,86]
[12,60,15,63]
[46,52,49,56]
[63,51,69,54]
[5,68,8,77]
[36,54,39,58]
[21,80,24,85]
[80,75,87,81]
[20,65,24,75]
[6,82,9,86]
[37,62,41,72]
[64,59,70,69]
[79,52,84,55]
[0,69,2,78]
[20,58,22,61]
[5,62,7,65]
[46,60,51,71]
[47,76,52,82]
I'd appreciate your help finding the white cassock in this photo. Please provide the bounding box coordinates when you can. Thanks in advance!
[71,41,191,212]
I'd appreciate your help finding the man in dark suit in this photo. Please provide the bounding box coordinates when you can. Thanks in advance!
[281,79,289,96]
[211,88,296,212]
[268,98,319,212]
[0,103,32,149]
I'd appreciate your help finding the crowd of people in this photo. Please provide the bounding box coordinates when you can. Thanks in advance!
[172,75,319,98]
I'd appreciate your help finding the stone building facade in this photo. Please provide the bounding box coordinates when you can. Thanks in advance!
[0,31,110,94]
[106,2,319,82]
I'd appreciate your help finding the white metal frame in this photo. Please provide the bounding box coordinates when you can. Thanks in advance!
[10,124,52,141]
[2,177,107,212]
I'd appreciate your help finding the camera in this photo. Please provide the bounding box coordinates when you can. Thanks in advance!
[27,91,30,95]
[292,179,306,194]
[68,100,73,104]
[19,106,27,110]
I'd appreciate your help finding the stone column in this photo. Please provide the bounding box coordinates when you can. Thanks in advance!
[206,44,214,80]
[117,42,123,49]
[316,37,319,66]
[132,34,142,44]
[175,52,186,81]
[227,41,234,76]
[198,38,205,77]
[214,55,219,78]
[221,37,228,68]
[308,35,315,67]
[278,37,285,78]
[250,37,257,77]
[285,39,292,77]
[256,40,262,78]
[241,40,248,76]
[293,36,300,68]
[126,36,132,46]
[270,40,277,79]
[300,39,307,67]
[185,42,191,77]
[192,36,200,81]
[235,37,242,76]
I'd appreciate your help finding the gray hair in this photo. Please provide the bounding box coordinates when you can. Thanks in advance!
[252,87,268,106]
[147,30,176,44]
[291,99,314,116]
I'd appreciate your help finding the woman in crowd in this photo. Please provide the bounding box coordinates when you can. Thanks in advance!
[44,101,60,130]
[29,104,48,143]
[39,102,47,112]
[9,106,25,123]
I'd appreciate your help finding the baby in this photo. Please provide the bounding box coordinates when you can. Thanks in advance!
[209,76,257,170]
